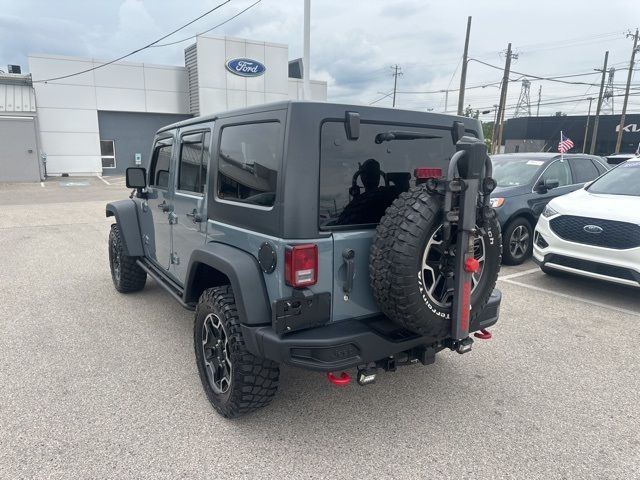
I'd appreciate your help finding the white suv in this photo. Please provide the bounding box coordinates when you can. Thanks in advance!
[533,159,640,287]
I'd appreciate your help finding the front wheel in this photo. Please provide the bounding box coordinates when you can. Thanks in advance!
[194,286,279,418]
[502,217,533,265]
[108,223,146,293]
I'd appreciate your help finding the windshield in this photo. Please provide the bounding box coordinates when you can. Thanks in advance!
[587,160,640,196]
[491,156,546,187]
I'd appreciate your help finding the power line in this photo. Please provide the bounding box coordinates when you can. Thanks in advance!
[151,0,262,48]
[34,0,232,83]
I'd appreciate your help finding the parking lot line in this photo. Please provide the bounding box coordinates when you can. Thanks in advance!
[498,267,540,280]
[499,277,640,317]
[97,176,111,185]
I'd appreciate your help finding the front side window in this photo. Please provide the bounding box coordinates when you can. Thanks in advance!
[540,159,571,187]
[217,122,282,207]
[178,131,210,194]
[319,121,455,228]
[100,140,115,169]
[149,140,173,189]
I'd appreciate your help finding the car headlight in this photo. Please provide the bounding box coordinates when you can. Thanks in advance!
[490,197,505,208]
[542,204,558,217]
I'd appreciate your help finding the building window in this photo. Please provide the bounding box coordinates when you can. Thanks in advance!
[217,122,282,207]
[100,140,116,169]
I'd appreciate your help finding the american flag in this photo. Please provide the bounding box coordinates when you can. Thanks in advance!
[558,132,574,153]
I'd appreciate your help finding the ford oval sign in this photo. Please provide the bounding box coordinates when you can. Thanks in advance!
[225,58,266,77]
[583,224,603,234]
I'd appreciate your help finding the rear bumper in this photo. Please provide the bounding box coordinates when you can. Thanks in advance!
[242,289,501,371]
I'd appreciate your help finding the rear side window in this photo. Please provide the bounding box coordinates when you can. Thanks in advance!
[217,122,282,207]
[569,158,599,183]
[178,131,211,194]
[149,139,173,189]
[319,121,455,229]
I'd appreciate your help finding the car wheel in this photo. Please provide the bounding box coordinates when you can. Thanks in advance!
[108,223,146,292]
[194,286,279,418]
[502,218,533,265]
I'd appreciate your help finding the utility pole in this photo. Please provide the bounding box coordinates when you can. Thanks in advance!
[492,43,516,154]
[391,64,402,107]
[615,29,639,153]
[582,97,594,153]
[442,89,449,112]
[590,50,609,155]
[536,85,542,116]
[457,16,472,115]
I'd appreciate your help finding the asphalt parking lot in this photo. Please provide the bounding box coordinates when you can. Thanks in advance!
[1,177,639,479]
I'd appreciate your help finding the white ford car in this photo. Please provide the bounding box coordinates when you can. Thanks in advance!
[533,158,640,287]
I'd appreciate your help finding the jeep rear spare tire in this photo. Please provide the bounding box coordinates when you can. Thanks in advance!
[370,187,501,338]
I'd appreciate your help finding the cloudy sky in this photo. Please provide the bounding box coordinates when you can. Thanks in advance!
[1,0,639,118]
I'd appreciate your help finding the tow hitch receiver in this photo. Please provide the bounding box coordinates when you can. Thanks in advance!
[356,366,378,386]
[445,336,474,354]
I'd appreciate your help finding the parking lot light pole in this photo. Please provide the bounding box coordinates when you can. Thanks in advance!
[303,0,311,100]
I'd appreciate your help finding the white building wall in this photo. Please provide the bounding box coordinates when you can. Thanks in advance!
[28,36,327,175]
[28,54,189,175]
[195,35,325,115]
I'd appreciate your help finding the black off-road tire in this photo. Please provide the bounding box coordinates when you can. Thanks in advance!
[370,187,502,338]
[108,223,146,293]
[502,217,533,265]
[194,286,279,418]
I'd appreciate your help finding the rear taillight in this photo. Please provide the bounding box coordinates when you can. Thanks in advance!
[285,244,318,288]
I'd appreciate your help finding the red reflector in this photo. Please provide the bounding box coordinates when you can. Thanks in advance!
[461,281,471,331]
[415,167,443,179]
[285,244,318,288]
[464,258,480,273]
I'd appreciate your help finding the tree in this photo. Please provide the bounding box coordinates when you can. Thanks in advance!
[554,111,567,116]
[482,122,494,150]
[464,105,479,119]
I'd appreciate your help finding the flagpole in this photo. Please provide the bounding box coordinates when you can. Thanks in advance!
[560,130,564,162]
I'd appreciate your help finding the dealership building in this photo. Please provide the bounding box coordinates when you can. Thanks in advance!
[0,34,327,181]
[502,113,640,155]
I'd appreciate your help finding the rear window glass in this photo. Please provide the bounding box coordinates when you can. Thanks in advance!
[319,121,456,229]
[217,122,282,207]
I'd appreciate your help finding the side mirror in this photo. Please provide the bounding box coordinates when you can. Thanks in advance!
[544,178,560,190]
[126,167,146,188]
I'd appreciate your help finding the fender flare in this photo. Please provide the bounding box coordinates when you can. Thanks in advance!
[185,244,271,326]
[106,199,144,257]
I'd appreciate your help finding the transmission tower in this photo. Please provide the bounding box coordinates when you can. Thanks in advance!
[513,79,532,118]
[602,67,616,114]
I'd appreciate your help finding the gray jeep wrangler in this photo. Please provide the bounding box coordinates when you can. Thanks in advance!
[106,101,502,418]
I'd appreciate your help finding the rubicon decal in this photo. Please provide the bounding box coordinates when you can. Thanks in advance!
[225,58,266,77]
